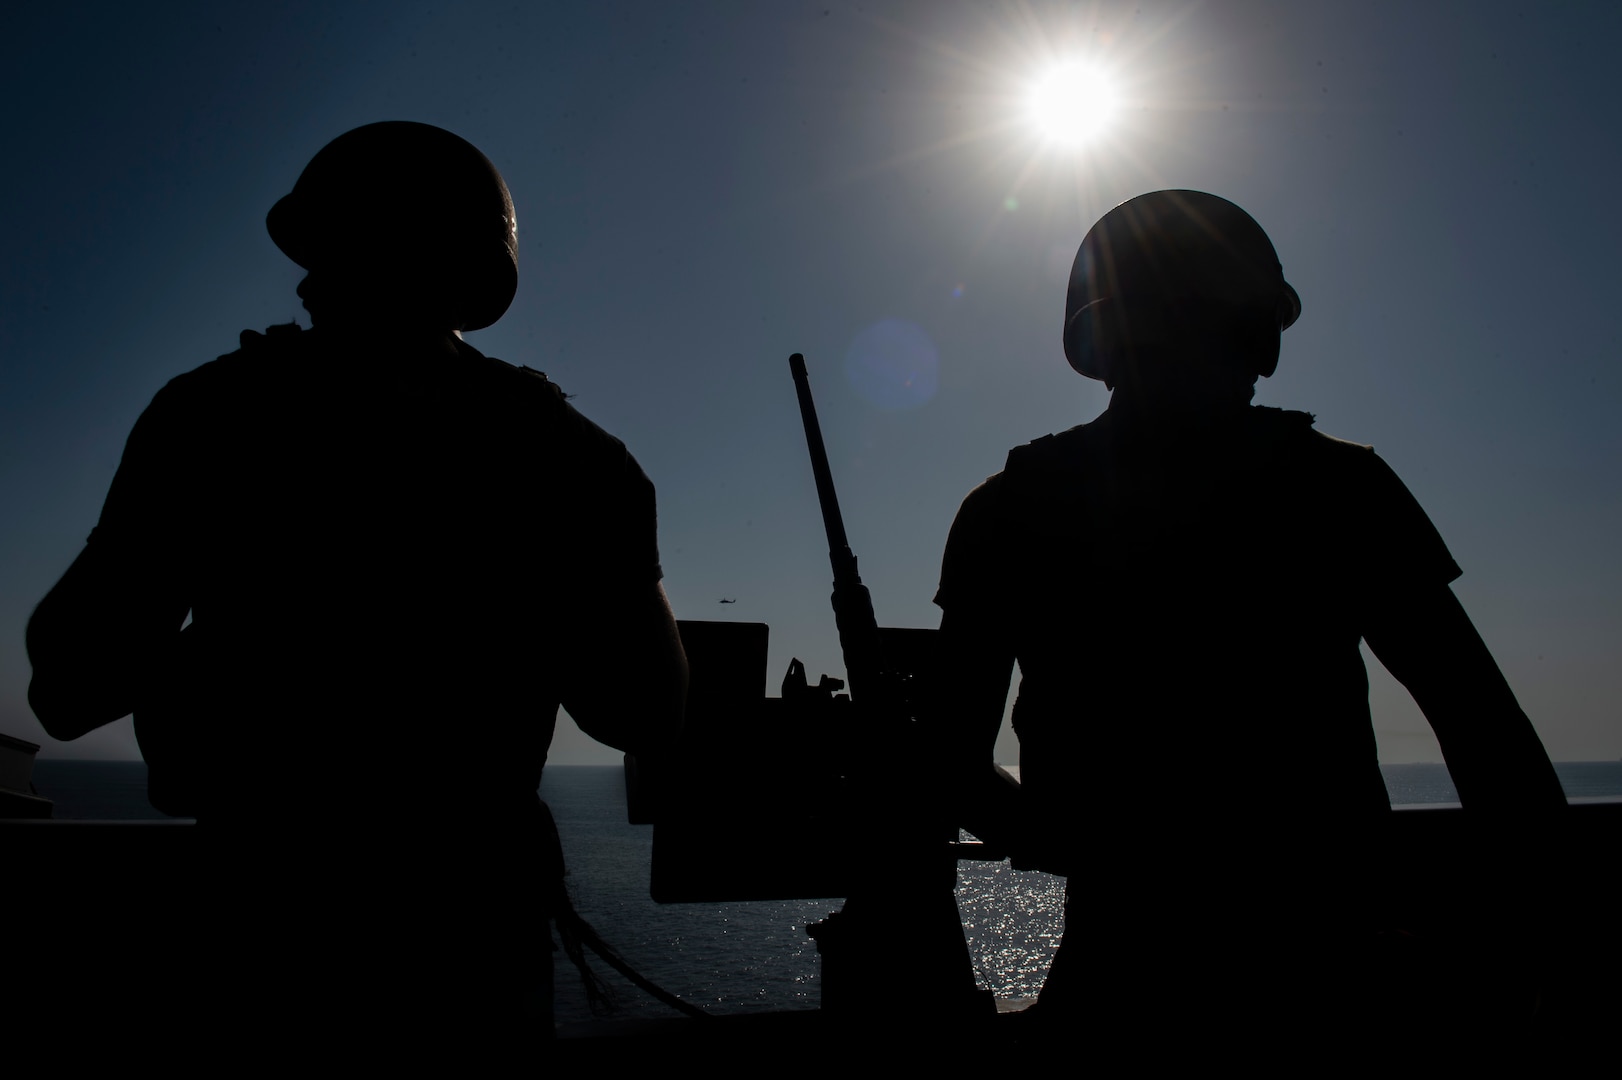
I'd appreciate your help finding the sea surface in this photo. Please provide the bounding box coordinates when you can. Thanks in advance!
[24,759,1622,1027]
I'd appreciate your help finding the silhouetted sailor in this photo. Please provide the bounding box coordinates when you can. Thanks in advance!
[26,121,685,1054]
[933,190,1565,1031]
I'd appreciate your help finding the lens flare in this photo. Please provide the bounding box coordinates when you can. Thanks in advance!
[844,318,940,411]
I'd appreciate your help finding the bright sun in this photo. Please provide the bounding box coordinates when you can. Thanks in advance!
[1029,63,1117,147]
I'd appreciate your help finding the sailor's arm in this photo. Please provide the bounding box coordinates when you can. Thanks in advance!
[28,386,191,741]
[931,473,1029,850]
[1364,582,1566,816]
[933,606,1024,846]
[27,541,189,741]
[544,417,687,754]
[558,581,688,755]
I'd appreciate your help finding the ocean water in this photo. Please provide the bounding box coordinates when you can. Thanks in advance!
[23,759,1622,1026]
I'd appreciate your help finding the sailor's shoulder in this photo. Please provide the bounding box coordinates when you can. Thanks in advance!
[1295,419,1377,459]
[472,353,642,467]
[462,345,568,402]
[1244,404,1317,434]
[1240,405,1371,457]
[494,355,565,397]
[151,324,310,406]
[1004,415,1107,474]
[452,348,589,433]
[1306,427,1375,454]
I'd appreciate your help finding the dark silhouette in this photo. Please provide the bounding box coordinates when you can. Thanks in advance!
[933,190,1566,1034]
[25,121,685,1055]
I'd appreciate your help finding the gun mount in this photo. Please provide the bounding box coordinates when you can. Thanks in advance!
[624,354,991,1017]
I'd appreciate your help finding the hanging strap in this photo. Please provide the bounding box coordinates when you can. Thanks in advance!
[536,797,712,1020]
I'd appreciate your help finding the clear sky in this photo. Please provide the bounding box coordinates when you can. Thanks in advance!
[3,1,1618,767]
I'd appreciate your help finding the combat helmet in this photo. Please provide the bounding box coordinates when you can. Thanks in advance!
[267,121,518,331]
[1063,190,1300,383]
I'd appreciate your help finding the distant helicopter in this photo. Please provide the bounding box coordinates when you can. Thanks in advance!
[718,598,736,604]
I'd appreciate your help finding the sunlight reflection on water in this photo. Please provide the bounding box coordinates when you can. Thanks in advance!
[956,856,1067,1002]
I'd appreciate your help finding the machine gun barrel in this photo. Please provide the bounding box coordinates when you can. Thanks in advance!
[788,353,888,709]
[788,352,852,566]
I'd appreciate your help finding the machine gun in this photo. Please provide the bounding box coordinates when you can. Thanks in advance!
[625,354,994,1019]
[786,352,991,1017]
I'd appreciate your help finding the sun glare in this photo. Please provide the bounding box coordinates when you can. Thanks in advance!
[1029,63,1117,147]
